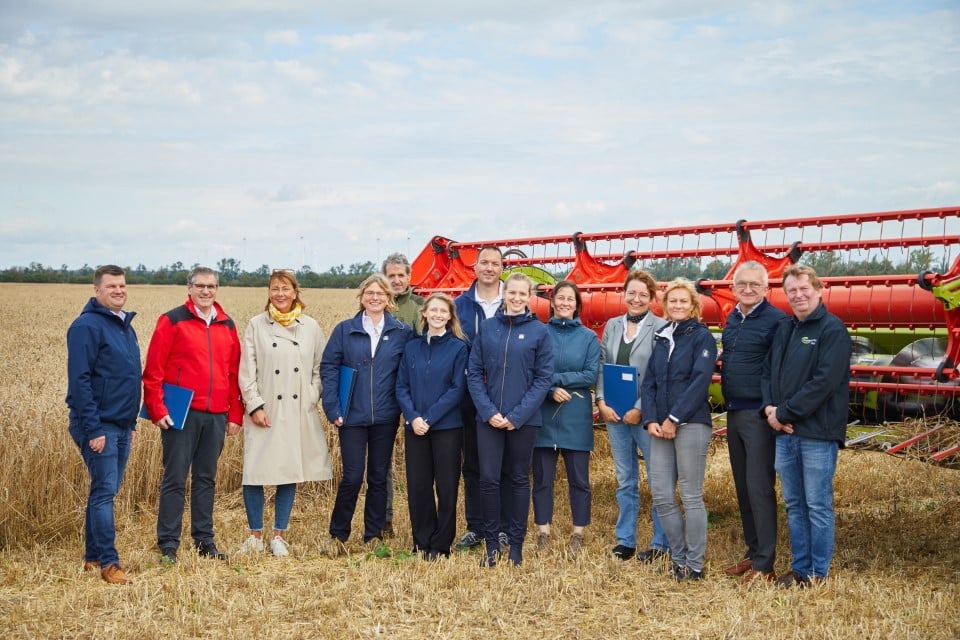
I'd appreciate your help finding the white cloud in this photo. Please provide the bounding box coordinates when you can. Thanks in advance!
[266,30,300,46]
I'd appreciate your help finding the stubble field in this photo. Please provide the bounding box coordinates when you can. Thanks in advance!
[0,283,958,639]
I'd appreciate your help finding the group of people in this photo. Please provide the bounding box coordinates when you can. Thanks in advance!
[66,251,850,587]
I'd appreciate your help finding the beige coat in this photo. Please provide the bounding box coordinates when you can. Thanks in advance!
[239,312,332,485]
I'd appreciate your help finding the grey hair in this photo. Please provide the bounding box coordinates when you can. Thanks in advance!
[733,261,768,287]
[188,266,219,285]
[381,252,411,275]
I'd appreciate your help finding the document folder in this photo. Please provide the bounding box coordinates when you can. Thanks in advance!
[139,382,193,431]
[339,365,358,422]
[602,363,639,418]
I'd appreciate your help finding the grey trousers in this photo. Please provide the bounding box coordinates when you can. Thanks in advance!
[649,422,712,572]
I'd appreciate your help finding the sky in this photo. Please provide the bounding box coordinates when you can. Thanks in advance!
[1,1,958,273]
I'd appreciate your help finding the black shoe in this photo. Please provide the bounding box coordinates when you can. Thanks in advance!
[195,541,227,561]
[637,548,670,564]
[774,570,813,589]
[611,544,636,561]
[159,548,177,565]
[673,563,706,581]
[454,530,483,551]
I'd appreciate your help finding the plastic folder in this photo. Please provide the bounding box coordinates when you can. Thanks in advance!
[139,382,194,430]
[339,365,358,421]
[602,363,639,417]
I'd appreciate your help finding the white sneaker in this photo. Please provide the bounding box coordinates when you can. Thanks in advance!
[270,535,290,557]
[236,534,265,555]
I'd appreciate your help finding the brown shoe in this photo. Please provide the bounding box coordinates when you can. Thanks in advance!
[723,557,754,576]
[382,521,395,539]
[774,570,810,589]
[568,533,584,556]
[739,569,776,585]
[100,564,130,585]
[83,560,101,571]
[536,532,551,552]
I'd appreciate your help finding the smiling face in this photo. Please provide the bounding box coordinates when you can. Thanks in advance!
[422,297,452,333]
[361,280,390,315]
[269,275,297,313]
[551,284,577,320]
[623,279,652,317]
[784,273,822,321]
[384,262,410,295]
[474,248,504,288]
[733,266,767,314]
[665,286,694,322]
[95,273,127,313]
[188,273,219,315]
[503,277,531,315]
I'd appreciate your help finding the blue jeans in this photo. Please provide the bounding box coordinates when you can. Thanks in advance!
[649,422,712,572]
[242,484,296,532]
[606,422,668,551]
[775,434,839,579]
[71,423,132,568]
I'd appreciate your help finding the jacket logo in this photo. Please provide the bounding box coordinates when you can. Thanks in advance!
[800,336,816,346]
[701,349,710,358]
[518,334,525,340]
[383,335,390,341]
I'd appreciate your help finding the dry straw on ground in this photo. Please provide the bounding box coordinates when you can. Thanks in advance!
[0,283,957,639]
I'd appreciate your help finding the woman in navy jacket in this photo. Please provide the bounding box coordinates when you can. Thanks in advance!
[467,272,554,566]
[641,278,717,581]
[396,293,469,559]
[320,274,412,553]
[533,281,600,556]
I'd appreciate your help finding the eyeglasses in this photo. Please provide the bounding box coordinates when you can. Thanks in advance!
[733,281,765,291]
[189,283,218,290]
[363,291,388,299]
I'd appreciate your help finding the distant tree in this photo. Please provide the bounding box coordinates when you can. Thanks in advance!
[217,257,241,283]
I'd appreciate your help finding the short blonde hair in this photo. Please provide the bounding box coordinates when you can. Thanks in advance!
[661,277,702,321]
[356,273,398,313]
[781,265,823,290]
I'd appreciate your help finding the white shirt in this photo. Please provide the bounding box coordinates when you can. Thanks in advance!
[362,313,385,357]
[475,283,504,319]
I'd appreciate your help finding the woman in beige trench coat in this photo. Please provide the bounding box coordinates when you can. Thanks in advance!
[236,270,332,557]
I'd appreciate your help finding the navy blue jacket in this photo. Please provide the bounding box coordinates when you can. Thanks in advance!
[761,303,851,444]
[467,309,554,429]
[720,299,787,410]
[537,317,600,451]
[396,331,469,431]
[641,317,717,428]
[453,280,488,345]
[66,298,141,441]
[320,311,412,427]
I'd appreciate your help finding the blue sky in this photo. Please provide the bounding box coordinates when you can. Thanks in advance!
[1,1,958,272]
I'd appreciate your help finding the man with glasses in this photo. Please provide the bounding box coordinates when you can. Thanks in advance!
[719,261,786,584]
[143,266,243,564]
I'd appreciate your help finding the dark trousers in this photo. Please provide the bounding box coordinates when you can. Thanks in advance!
[727,409,778,572]
[405,428,463,555]
[532,447,591,528]
[462,404,512,534]
[157,410,226,551]
[330,420,397,542]
[477,421,537,551]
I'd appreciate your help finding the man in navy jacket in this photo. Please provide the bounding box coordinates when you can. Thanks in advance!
[66,265,141,585]
[720,261,786,584]
[761,265,851,587]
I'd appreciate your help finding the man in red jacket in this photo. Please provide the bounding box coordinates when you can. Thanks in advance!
[143,266,243,563]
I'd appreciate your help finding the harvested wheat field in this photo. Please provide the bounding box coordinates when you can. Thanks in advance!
[0,283,957,640]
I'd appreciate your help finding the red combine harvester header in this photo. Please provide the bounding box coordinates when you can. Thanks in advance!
[409,206,960,463]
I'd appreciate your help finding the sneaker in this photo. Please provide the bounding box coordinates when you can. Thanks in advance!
[568,533,584,556]
[673,564,706,581]
[382,521,395,539]
[83,560,101,571]
[236,534,265,555]
[454,530,483,551]
[321,536,345,558]
[611,544,636,561]
[270,535,290,557]
[195,541,227,561]
[159,548,178,565]
[536,532,551,552]
[100,564,130,585]
[498,531,509,551]
[636,548,670,564]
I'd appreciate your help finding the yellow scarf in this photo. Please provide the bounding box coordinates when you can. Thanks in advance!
[269,302,302,327]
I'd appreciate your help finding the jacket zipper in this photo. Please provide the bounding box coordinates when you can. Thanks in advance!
[497,317,513,412]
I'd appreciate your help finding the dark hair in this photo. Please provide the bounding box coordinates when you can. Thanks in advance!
[94,264,125,286]
[550,280,583,318]
[623,269,658,297]
[476,246,504,262]
[382,252,411,275]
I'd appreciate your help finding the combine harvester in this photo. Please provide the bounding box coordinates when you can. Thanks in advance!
[409,206,960,465]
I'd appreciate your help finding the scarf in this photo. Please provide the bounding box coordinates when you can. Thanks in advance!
[269,302,302,327]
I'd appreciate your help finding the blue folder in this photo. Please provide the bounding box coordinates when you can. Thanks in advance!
[602,363,639,417]
[339,365,358,421]
[139,382,194,431]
